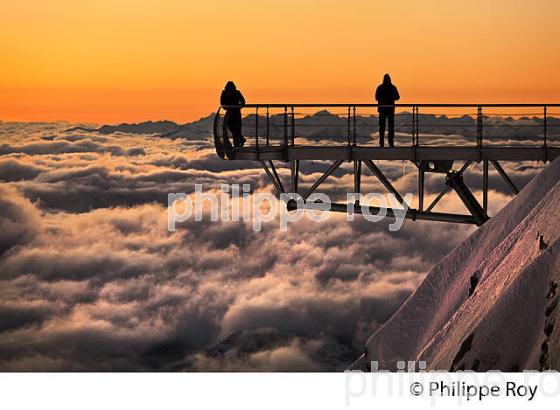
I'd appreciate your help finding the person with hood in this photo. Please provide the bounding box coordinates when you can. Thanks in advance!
[375,74,400,147]
[220,81,246,147]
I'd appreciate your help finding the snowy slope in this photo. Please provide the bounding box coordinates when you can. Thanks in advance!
[350,157,560,371]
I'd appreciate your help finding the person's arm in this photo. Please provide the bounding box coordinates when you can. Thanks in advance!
[238,91,246,107]
[394,86,400,101]
[375,86,380,102]
[220,91,226,106]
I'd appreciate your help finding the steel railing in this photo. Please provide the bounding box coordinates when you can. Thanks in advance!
[214,103,560,157]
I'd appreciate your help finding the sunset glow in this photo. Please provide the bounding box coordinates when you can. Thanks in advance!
[2,0,560,122]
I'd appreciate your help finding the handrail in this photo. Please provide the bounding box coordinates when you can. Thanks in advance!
[213,103,559,161]
[221,103,560,108]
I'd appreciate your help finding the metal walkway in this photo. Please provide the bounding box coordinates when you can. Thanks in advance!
[213,103,560,225]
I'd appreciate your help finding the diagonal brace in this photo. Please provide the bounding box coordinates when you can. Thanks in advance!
[491,160,519,195]
[260,160,285,194]
[302,160,343,200]
[268,161,285,193]
[425,161,472,212]
[363,160,404,204]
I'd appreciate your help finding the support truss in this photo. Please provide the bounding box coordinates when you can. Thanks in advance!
[259,158,522,226]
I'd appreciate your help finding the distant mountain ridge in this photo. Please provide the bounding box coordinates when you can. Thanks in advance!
[63,111,560,142]
[64,114,216,140]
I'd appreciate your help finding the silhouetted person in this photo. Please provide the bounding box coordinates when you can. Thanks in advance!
[220,81,246,148]
[375,74,400,147]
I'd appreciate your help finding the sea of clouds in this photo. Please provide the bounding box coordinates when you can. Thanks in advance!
[0,120,546,370]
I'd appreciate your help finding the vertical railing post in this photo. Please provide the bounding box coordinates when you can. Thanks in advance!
[255,107,259,157]
[353,106,357,146]
[476,105,483,162]
[283,105,288,145]
[415,106,420,146]
[411,105,417,162]
[347,106,351,148]
[283,106,288,160]
[416,105,423,210]
[544,105,548,162]
[483,160,488,215]
[417,106,420,145]
[291,106,295,146]
[266,106,270,146]
[411,106,415,147]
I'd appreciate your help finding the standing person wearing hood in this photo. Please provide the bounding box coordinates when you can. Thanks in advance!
[375,74,400,147]
[220,81,246,147]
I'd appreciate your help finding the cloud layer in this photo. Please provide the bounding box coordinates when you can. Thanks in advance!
[0,121,544,370]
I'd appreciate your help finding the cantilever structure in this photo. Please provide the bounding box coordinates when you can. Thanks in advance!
[213,103,560,226]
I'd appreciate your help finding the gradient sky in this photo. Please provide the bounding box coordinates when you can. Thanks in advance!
[1,0,560,123]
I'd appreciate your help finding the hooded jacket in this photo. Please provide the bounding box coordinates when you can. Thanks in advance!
[375,74,400,112]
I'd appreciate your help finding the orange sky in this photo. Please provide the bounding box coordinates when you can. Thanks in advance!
[1,0,560,123]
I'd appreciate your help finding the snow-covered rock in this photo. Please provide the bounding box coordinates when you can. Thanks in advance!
[350,157,560,371]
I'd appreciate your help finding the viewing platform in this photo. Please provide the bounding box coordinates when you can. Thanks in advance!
[213,103,560,226]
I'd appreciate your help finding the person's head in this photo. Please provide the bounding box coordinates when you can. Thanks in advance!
[225,81,236,91]
[383,73,391,84]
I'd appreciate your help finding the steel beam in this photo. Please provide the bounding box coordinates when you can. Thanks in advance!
[418,168,425,211]
[446,171,488,226]
[232,146,559,162]
[288,201,479,225]
[301,160,343,200]
[353,160,361,204]
[424,161,472,213]
[290,160,299,193]
[491,160,519,195]
[363,160,405,204]
[483,160,488,213]
[425,185,451,213]
[268,161,284,193]
[259,160,284,194]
